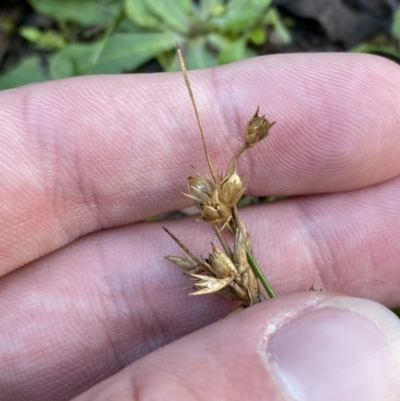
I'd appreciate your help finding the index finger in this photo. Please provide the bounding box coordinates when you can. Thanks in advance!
[0,53,399,276]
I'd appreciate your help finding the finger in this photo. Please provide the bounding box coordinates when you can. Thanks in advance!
[0,223,236,401]
[1,174,400,400]
[1,53,400,275]
[70,293,400,401]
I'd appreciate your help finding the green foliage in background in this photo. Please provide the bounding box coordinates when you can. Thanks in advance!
[351,7,400,59]
[0,0,291,90]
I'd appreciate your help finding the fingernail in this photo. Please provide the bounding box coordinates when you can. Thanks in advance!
[266,296,400,401]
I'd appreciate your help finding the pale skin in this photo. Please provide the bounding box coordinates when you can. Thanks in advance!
[1,53,400,401]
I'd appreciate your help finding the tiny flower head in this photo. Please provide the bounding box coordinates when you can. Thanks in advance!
[245,106,275,148]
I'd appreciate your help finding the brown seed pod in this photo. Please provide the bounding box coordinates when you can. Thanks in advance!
[208,243,237,279]
[186,176,215,205]
[185,176,233,227]
[219,171,245,209]
[189,274,234,295]
[245,106,275,148]
[201,201,231,227]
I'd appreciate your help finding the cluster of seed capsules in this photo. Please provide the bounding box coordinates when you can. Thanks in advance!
[164,107,275,309]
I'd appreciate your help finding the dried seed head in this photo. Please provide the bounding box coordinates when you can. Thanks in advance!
[165,255,201,273]
[219,172,245,208]
[208,243,236,279]
[166,48,275,312]
[201,202,231,225]
[189,273,234,295]
[245,107,275,148]
[193,186,231,226]
[187,176,215,205]
[186,176,232,226]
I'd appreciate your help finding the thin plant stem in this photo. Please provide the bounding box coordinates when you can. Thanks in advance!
[212,223,233,260]
[245,247,275,298]
[176,46,217,183]
[231,206,275,298]
[226,143,248,176]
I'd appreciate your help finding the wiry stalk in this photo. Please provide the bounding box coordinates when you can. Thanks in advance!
[245,248,275,299]
[225,143,248,177]
[231,206,275,298]
[176,46,217,183]
[212,223,233,260]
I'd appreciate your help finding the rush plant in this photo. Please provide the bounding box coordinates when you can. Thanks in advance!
[164,48,275,313]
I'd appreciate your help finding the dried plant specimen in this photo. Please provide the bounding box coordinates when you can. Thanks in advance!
[164,48,276,312]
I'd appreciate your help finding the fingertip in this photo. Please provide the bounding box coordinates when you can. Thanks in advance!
[72,293,400,401]
[71,292,400,401]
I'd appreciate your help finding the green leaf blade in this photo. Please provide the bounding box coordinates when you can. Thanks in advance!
[91,32,179,74]
[0,56,48,90]
[28,0,123,26]
[124,0,159,28]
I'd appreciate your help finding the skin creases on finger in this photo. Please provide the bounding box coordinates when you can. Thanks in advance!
[70,292,400,401]
[1,53,400,277]
[70,293,329,401]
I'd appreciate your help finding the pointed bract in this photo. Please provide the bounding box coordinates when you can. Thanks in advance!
[245,106,275,148]
[189,274,234,295]
[208,243,237,279]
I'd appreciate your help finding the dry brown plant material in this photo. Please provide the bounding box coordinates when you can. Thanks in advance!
[164,48,276,312]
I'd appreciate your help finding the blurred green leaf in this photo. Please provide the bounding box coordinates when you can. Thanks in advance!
[199,0,224,18]
[114,14,145,33]
[212,0,273,34]
[157,48,182,72]
[208,33,247,64]
[249,27,267,45]
[0,56,48,90]
[244,47,257,58]
[176,0,193,15]
[184,38,218,69]
[50,43,98,79]
[19,26,67,50]
[1,18,15,34]
[217,37,246,64]
[49,52,74,79]
[49,43,98,79]
[351,42,400,60]
[392,8,400,40]
[28,0,123,26]
[144,0,192,34]
[263,7,291,45]
[124,0,159,28]
[165,38,218,71]
[91,32,179,73]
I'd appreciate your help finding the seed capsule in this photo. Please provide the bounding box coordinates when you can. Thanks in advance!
[219,171,245,208]
[165,255,201,273]
[187,176,215,205]
[201,202,231,225]
[245,107,275,148]
[189,274,234,295]
[208,243,236,279]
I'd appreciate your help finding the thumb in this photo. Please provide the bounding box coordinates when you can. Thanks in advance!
[72,292,400,401]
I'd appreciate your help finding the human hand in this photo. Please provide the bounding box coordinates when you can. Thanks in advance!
[1,53,400,401]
